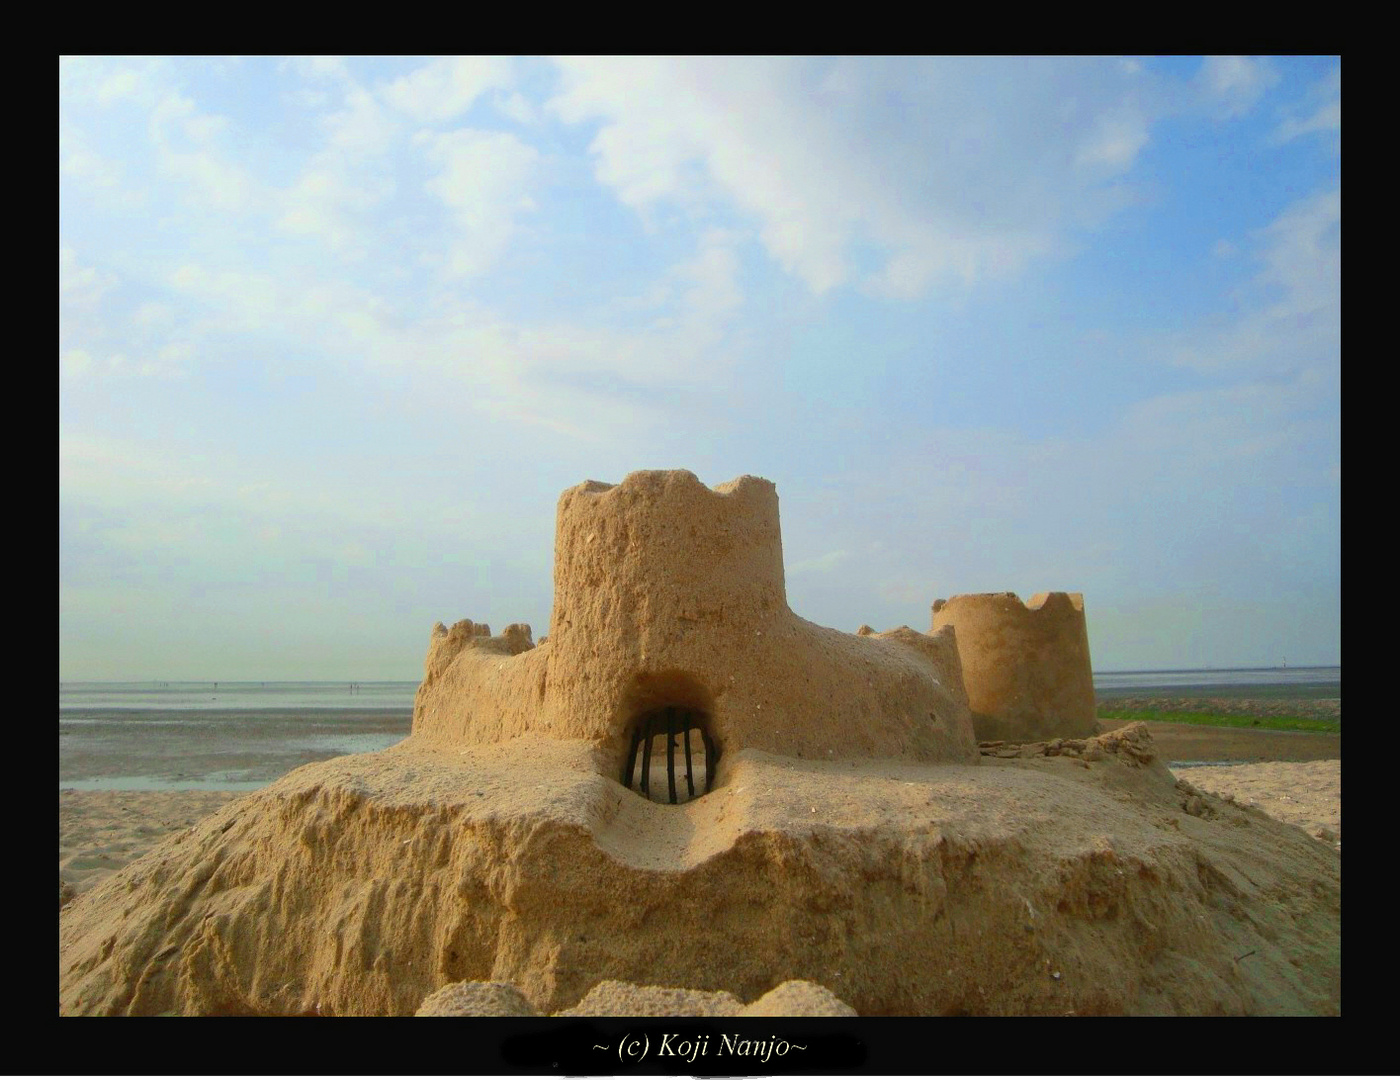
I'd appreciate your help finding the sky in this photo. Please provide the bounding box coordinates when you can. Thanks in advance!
[59,56,1341,681]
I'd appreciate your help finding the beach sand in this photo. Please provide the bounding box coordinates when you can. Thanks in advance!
[60,789,242,905]
[1172,760,1340,848]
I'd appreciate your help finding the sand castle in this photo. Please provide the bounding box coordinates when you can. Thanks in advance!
[414,471,976,792]
[931,591,1097,742]
[59,470,1340,1016]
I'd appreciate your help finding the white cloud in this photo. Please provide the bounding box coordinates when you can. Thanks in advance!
[169,262,279,326]
[1274,65,1340,145]
[165,261,396,359]
[1257,188,1341,307]
[418,128,539,279]
[273,66,402,257]
[277,165,392,254]
[60,245,116,306]
[132,302,175,327]
[60,348,93,379]
[60,56,166,109]
[1076,109,1150,171]
[97,67,143,105]
[1277,99,1342,143]
[665,227,745,331]
[548,56,1154,299]
[323,85,398,155]
[1195,56,1280,119]
[147,91,258,213]
[284,56,351,83]
[493,91,538,125]
[1167,189,1339,379]
[59,118,123,190]
[152,217,747,439]
[60,246,122,378]
[383,57,514,124]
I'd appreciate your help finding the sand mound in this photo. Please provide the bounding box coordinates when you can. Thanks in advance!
[416,977,855,1016]
[555,981,744,1017]
[59,724,1339,1016]
[741,979,857,1016]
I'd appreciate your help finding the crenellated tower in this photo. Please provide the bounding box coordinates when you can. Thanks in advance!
[930,591,1096,742]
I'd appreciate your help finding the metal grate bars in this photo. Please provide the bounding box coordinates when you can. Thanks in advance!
[621,706,716,803]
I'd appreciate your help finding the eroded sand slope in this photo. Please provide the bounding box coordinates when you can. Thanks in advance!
[59,724,1339,1016]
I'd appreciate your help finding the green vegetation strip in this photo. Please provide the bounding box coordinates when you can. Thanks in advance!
[1096,708,1340,734]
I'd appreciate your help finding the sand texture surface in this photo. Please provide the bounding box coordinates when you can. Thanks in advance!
[61,790,243,905]
[414,976,855,1016]
[60,751,1341,903]
[60,724,1339,1016]
[1173,760,1339,848]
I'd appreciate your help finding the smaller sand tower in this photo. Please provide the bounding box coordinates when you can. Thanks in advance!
[930,592,1096,742]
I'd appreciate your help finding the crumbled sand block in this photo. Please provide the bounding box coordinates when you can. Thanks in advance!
[740,979,858,1016]
[417,977,856,1016]
[416,980,538,1016]
[554,981,745,1017]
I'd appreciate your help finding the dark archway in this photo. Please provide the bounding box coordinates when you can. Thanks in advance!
[620,705,718,804]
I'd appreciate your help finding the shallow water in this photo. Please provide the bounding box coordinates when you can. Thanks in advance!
[1094,666,1340,696]
[59,690,412,791]
[60,680,418,713]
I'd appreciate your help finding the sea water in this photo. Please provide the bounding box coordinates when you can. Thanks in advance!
[60,681,417,791]
[1092,666,1340,696]
[60,680,418,713]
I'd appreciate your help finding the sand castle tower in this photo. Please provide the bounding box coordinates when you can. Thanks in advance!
[930,591,1097,742]
[414,470,977,798]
